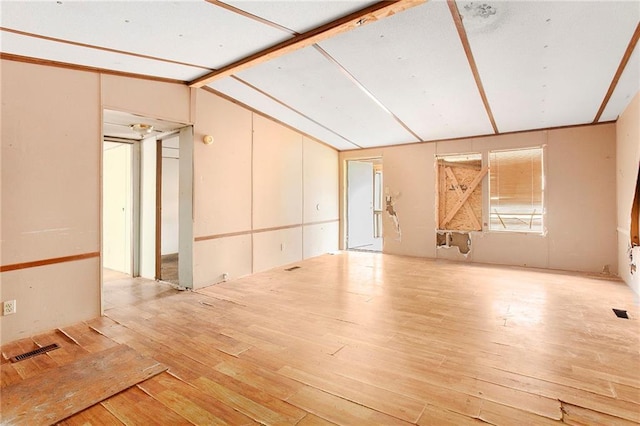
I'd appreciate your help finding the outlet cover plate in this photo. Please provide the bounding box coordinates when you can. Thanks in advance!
[3,300,16,315]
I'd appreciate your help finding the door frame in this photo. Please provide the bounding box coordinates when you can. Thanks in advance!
[343,157,383,252]
[100,110,194,313]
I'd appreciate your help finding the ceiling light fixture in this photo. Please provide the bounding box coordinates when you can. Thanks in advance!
[130,123,154,137]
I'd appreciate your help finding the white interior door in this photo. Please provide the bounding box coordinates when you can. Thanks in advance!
[103,142,132,274]
[347,160,375,249]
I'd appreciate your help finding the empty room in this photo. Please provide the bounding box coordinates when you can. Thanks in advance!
[1,0,639,424]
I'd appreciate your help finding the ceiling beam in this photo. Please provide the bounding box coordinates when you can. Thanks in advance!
[189,0,426,88]
[447,0,499,134]
[593,22,640,123]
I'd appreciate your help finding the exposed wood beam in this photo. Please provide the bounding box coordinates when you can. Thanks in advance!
[593,22,640,123]
[189,0,426,88]
[447,0,499,134]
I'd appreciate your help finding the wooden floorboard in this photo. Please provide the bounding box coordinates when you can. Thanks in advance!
[1,344,166,425]
[2,252,639,425]
[57,403,124,426]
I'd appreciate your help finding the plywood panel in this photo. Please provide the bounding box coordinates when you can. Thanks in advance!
[253,227,303,273]
[194,90,252,237]
[193,235,252,289]
[1,344,166,425]
[253,114,303,229]
[437,161,483,231]
[0,60,100,265]
[303,137,339,223]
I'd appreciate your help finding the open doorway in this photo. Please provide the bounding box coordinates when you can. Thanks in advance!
[101,109,193,309]
[346,158,383,252]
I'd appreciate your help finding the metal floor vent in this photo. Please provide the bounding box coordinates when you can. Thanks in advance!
[612,308,629,319]
[285,266,301,271]
[10,343,60,363]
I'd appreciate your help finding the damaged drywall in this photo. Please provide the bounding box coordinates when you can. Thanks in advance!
[385,194,401,240]
[437,231,471,255]
[630,245,639,275]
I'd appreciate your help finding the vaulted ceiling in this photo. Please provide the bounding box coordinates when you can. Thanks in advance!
[1,1,638,150]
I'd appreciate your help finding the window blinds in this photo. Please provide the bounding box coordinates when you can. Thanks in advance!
[489,147,543,232]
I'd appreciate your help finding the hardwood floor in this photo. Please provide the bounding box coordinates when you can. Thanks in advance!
[102,268,179,311]
[2,252,639,425]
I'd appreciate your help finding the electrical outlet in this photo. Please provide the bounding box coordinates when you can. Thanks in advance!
[3,300,16,315]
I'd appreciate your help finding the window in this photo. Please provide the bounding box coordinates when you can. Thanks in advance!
[489,147,544,232]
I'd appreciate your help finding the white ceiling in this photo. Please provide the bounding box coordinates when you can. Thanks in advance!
[2,0,638,151]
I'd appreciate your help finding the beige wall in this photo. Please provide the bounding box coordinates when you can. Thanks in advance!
[193,91,253,286]
[340,123,617,274]
[616,92,640,295]
[303,137,340,258]
[1,60,339,342]
[193,91,339,287]
[101,74,191,124]
[1,60,101,343]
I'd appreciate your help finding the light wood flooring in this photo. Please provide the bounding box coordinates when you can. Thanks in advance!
[102,268,179,311]
[161,253,179,286]
[2,251,639,425]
